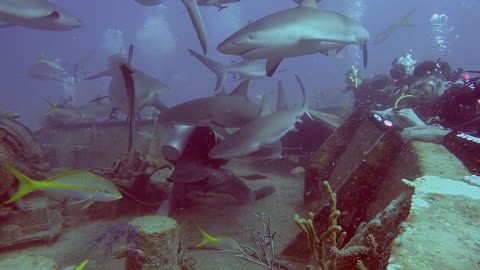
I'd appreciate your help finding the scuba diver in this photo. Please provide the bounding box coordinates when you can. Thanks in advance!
[157,126,276,216]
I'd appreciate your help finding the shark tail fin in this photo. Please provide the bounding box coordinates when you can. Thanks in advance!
[195,226,221,247]
[399,9,416,26]
[3,165,40,204]
[188,49,226,91]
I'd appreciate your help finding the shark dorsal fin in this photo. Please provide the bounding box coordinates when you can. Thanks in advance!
[258,95,272,117]
[229,79,250,99]
[299,0,318,8]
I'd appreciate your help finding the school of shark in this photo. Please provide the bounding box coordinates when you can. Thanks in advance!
[3,0,457,269]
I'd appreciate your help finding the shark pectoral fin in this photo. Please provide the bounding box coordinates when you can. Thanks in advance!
[188,48,225,90]
[361,43,368,68]
[266,57,284,77]
[210,123,230,139]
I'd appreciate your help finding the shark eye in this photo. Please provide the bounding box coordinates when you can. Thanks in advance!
[249,33,256,39]
[104,188,110,193]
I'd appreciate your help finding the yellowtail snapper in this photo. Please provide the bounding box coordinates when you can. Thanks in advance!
[3,165,122,204]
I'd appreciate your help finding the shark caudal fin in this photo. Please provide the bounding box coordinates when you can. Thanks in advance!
[399,9,416,27]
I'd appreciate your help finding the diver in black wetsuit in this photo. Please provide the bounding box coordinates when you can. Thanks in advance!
[158,127,276,216]
[399,76,480,175]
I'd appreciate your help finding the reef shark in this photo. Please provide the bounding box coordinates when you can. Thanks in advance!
[371,9,416,45]
[158,79,259,137]
[217,0,369,76]
[0,0,82,30]
[208,75,309,159]
[188,48,268,91]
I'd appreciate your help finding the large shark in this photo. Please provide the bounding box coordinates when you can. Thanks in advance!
[208,75,309,159]
[85,47,169,117]
[0,0,82,30]
[188,48,268,91]
[158,79,259,136]
[217,0,369,77]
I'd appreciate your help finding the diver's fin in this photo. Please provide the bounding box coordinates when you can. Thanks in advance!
[3,165,40,204]
[266,57,284,77]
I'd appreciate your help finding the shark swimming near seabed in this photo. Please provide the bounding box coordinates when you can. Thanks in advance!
[217,0,369,77]
[0,0,82,30]
[371,9,416,45]
[158,79,259,138]
[208,75,310,159]
[188,48,269,91]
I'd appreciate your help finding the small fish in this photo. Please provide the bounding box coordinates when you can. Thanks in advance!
[3,165,122,204]
[290,166,305,176]
[74,259,89,270]
[37,52,65,71]
[195,226,242,251]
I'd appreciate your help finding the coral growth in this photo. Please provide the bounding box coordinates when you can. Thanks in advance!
[294,181,370,270]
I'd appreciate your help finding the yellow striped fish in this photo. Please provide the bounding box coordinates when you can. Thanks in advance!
[3,165,122,204]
